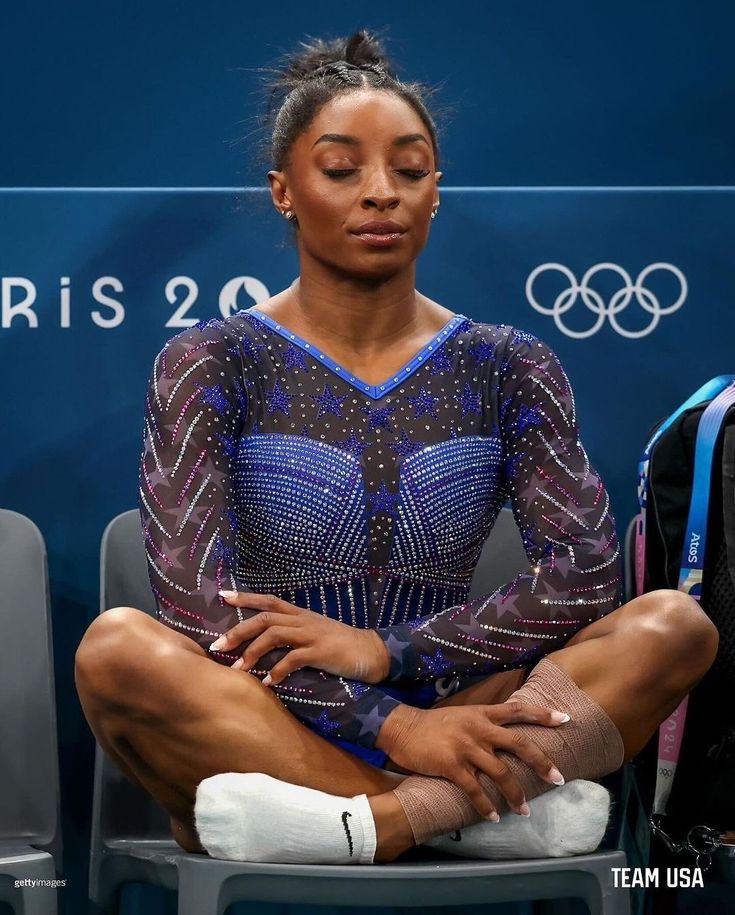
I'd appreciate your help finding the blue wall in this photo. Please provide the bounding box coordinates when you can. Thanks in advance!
[2,1,735,188]
[2,4,735,915]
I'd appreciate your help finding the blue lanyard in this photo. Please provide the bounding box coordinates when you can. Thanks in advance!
[678,381,735,599]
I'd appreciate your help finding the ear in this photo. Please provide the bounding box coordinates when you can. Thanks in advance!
[267,170,292,214]
[433,170,443,209]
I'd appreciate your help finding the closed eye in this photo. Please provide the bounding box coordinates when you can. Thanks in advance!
[322,168,430,180]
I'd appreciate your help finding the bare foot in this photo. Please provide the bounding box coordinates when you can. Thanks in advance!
[170,814,206,854]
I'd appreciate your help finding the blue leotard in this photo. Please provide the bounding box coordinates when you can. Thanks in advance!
[138,307,622,767]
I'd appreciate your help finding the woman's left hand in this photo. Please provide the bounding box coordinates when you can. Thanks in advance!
[209,592,391,686]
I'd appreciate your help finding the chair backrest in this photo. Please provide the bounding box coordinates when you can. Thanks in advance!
[93,504,531,843]
[0,509,62,864]
[470,505,529,597]
[623,515,638,604]
[93,510,169,845]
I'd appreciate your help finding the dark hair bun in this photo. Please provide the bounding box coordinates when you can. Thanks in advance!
[280,29,397,87]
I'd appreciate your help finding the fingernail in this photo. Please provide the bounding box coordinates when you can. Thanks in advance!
[218,590,238,599]
[549,767,565,786]
[550,711,571,723]
[262,674,272,686]
[487,811,500,822]
[209,637,227,651]
[518,802,531,817]
[231,657,245,670]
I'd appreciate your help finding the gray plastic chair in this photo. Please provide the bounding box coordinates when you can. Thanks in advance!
[89,506,631,915]
[0,509,62,915]
[623,516,639,605]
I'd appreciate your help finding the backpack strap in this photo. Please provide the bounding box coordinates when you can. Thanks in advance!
[722,425,735,591]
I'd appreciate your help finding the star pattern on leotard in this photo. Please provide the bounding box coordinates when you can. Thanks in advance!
[336,430,370,458]
[283,344,310,371]
[468,337,498,363]
[455,612,487,642]
[391,428,426,458]
[510,403,544,436]
[226,508,239,534]
[198,384,230,415]
[407,386,440,419]
[310,383,349,419]
[429,347,453,374]
[265,380,297,416]
[513,329,537,346]
[231,376,249,414]
[194,318,222,332]
[356,706,386,740]
[361,404,396,431]
[368,481,400,517]
[144,459,175,493]
[534,580,590,619]
[309,709,341,736]
[504,451,524,482]
[454,382,483,417]
[160,501,211,537]
[216,432,239,461]
[212,535,236,567]
[239,334,267,362]
[156,544,189,571]
[419,647,454,676]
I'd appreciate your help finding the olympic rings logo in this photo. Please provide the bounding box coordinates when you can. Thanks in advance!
[525,262,687,339]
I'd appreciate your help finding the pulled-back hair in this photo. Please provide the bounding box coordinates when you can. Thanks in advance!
[252,28,447,173]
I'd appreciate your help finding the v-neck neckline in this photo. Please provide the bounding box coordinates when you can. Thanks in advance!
[243,307,471,400]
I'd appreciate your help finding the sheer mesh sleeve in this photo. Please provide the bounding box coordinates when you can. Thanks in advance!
[138,319,248,640]
[138,319,402,749]
[373,327,623,682]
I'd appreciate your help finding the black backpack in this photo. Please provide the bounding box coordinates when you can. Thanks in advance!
[632,377,735,891]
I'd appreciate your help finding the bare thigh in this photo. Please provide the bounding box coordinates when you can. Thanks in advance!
[75,607,407,849]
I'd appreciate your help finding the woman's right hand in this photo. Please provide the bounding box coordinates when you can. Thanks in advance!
[375,702,569,819]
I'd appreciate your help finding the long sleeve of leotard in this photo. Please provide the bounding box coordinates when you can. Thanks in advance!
[138,320,403,749]
[138,320,249,634]
[373,328,623,682]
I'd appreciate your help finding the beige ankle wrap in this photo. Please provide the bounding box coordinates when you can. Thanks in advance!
[392,657,626,845]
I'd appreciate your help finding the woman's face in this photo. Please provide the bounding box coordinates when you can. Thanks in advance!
[268,89,442,280]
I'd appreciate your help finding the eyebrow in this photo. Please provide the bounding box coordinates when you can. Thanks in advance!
[311,132,429,149]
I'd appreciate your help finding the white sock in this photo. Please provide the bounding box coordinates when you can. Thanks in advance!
[194,772,377,864]
[424,780,612,859]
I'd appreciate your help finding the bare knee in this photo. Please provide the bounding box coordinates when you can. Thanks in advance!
[624,589,719,684]
[74,607,169,707]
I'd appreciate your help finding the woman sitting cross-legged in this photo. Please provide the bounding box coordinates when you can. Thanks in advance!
[74,29,719,865]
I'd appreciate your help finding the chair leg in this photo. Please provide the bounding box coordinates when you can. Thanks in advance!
[582,864,631,915]
[177,862,226,915]
[15,885,58,915]
[88,873,122,915]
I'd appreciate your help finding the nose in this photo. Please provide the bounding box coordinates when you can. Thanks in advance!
[361,165,400,210]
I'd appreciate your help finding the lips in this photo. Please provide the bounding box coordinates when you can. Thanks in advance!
[351,220,407,235]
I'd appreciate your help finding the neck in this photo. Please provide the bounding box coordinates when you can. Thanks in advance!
[287,268,425,354]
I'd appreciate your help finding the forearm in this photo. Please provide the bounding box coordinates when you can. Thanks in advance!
[245,634,400,749]
[375,552,621,682]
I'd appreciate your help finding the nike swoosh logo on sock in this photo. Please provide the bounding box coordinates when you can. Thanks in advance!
[449,830,462,842]
[341,811,354,856]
